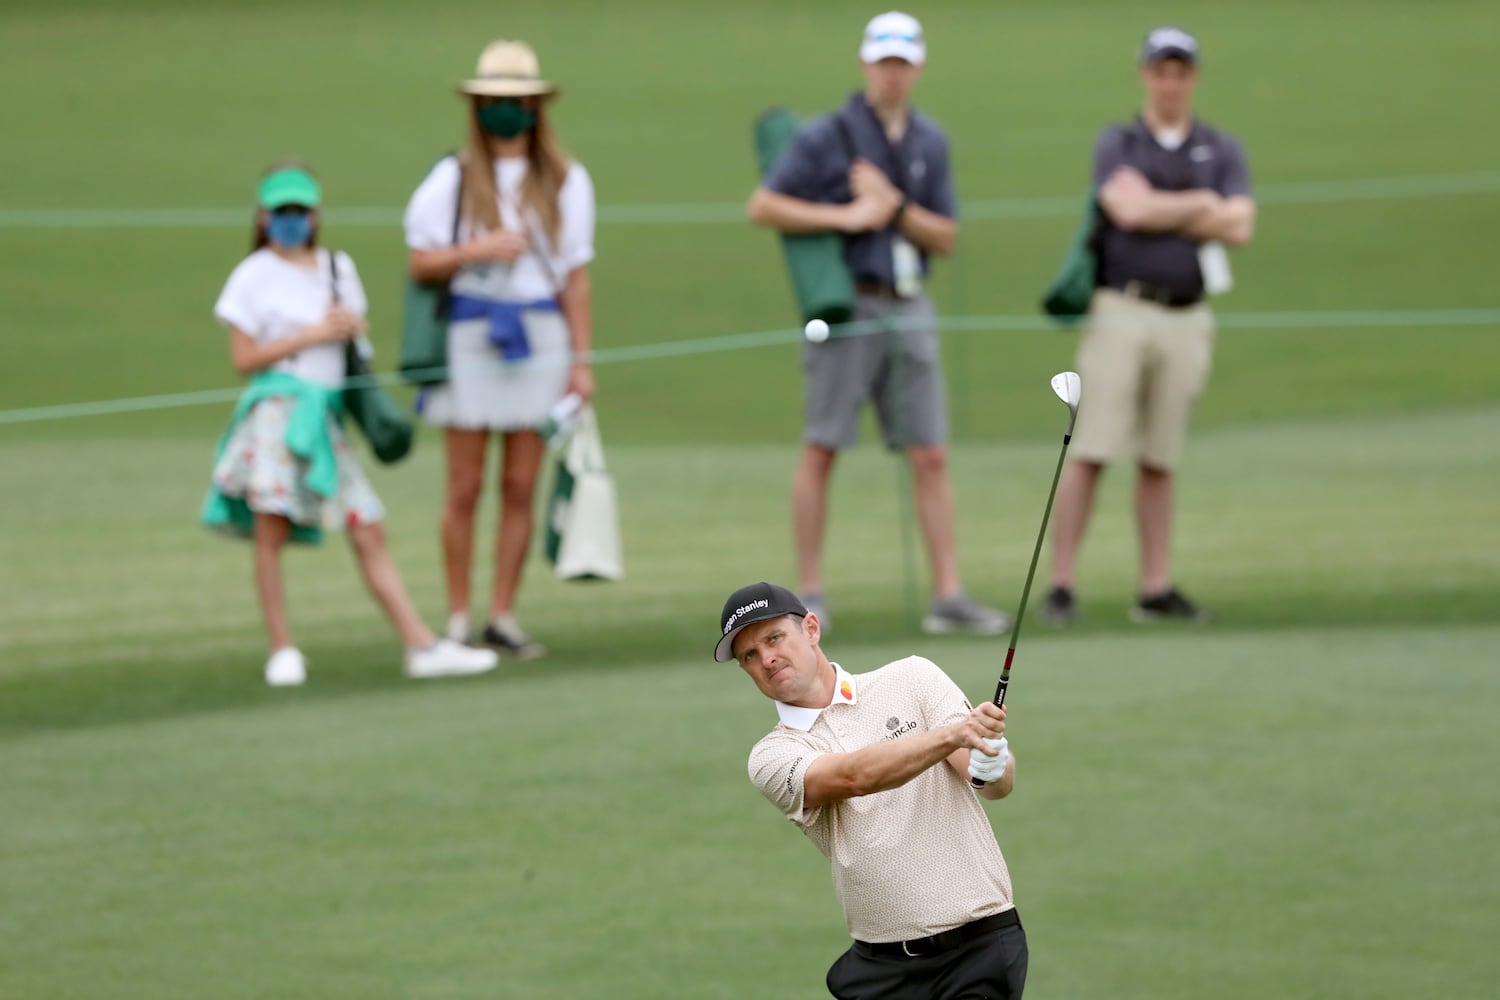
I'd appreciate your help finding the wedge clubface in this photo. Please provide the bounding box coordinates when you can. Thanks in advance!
[972,371,1080,786]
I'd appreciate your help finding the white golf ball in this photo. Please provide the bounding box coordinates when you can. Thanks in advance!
[804,319,830,343]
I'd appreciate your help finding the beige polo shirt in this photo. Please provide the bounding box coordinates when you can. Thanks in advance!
[748,655,1015,943]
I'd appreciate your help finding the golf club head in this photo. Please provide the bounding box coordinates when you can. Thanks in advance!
[1051,371,1081,434]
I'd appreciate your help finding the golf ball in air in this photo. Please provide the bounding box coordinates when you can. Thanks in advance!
[804,319,830,343]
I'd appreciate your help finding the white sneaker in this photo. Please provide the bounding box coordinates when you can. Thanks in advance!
[445,612,471,644]
[405,639,499,680]
[265,647,307,687]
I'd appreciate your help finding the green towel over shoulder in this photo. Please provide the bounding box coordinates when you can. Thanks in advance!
[1040,190,1103,326]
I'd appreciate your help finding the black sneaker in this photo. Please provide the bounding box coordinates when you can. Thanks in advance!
[1129,586,1213,623]
[481,619,546,660]
[1038,585,1078,625]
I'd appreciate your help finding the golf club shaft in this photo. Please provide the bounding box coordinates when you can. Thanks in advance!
[973,428,1072,787]
[994,429,1072,705]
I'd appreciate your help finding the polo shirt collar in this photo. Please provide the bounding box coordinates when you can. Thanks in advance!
[775,663,857,732]
[1133,112,1200,148]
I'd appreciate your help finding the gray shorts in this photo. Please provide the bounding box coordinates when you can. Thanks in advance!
[802,292,947,451]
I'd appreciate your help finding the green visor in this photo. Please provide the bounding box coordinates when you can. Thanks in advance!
[257,168,322,210]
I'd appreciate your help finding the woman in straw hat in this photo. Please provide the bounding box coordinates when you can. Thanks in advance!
[404,40,596,659]
[204,162,499,686]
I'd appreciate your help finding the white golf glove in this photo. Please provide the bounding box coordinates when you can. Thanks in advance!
[967,737,1009,784]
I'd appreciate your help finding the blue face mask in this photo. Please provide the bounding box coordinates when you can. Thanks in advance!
[266,210,313,247]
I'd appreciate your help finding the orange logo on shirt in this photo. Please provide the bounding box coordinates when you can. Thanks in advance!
[840,680,853,701]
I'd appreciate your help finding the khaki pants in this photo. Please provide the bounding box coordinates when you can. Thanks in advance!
[1071,289,1215,470]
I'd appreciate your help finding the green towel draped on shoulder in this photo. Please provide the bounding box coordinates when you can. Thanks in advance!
[200,371,344,545]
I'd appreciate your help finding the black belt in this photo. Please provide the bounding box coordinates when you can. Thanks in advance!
[1108,280,1203,309]
[857,908,1021,960]
[855,279,907,300]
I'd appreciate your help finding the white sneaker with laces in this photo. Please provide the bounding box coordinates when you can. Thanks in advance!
[265,647,307,687]
[405,639,499,680]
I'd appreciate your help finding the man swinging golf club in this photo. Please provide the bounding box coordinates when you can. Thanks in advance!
[716,582,1028,998]
[717,374,1080,997]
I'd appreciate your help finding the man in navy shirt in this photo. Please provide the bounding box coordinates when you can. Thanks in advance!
[748,11,1008,637]
[1042,27,1256,625]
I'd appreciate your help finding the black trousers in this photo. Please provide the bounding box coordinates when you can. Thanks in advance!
[825,919,1028,1000]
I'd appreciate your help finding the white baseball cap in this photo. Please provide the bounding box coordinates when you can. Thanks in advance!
[860,11,926,66]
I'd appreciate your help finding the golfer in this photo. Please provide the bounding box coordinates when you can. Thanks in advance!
[716,582,1028,999]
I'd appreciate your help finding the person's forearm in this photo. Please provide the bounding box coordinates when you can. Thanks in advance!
[898,203,958,256]
[747,188,852,234]
[819,728,959,804]
[1103,188,1220,234]
[232,327,321,375]
[1181,197,1256,246]
[559,267,592,360]
[409,246,470,284]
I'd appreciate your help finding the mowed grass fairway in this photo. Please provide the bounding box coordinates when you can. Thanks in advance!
[2,0,1499,997]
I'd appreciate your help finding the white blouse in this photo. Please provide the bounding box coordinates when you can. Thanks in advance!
[214,247,366,389]
[403,155,595,302]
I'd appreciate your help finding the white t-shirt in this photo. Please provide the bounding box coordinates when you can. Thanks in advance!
[402,155,596,302]
[213,247,367,389]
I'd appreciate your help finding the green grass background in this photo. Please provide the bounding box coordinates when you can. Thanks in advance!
[1,0,1498,997]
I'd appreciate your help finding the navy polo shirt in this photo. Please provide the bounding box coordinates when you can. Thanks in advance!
[1093,116,1252,296]
[764,92,956,287]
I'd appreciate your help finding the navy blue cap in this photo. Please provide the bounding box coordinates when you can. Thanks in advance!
[714,582,807,663]
[1140,26,1199,65]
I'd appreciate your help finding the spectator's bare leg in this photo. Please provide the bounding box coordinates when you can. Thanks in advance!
[442,429,489,620]
[1049,460,1105,589]
[1135,463,1174,595]
[792,444,838,596]
[907,444,961,599]
[348,520,433,648]
[490,430,545,618]
[253,512,293,651]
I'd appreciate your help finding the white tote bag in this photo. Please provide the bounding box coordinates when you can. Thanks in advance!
[543,405,624,581]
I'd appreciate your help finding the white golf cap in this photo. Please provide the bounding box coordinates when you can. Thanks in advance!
[860,11,926,65]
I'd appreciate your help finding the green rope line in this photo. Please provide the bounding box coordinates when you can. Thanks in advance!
[1,307,1497,427]
[2,170,1497,230]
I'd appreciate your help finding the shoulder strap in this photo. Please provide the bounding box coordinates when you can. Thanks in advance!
[519,204,566,295]
[836,104,910,194]
[831,110,858,165]
[449,153,465,246]
[327,249,342,303]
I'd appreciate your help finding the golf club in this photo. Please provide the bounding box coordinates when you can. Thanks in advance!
[973,371,1081,787]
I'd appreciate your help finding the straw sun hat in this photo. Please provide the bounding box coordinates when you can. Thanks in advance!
[458,40,558,98]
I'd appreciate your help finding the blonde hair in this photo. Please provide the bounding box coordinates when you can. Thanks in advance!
[458,99,570,246]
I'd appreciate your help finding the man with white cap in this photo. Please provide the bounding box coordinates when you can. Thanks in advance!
[716,581,1029,998]
[748,12,1010,640]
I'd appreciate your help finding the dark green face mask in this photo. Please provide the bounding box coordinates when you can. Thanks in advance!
[478,100,537,138]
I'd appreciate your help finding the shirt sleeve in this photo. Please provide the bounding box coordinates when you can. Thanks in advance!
[906,655,975,730]
[763,121,833,201]
[558,162,596,273]
[213,258,261,337]
[922,127,957,219]
[403,156,463,250]
[335,251,369,318]
[1216,134,1253,198]
[748,729,830,827]
[1091,126,1130,188]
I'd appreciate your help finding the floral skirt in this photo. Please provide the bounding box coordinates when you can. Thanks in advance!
[210,397,385,532]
